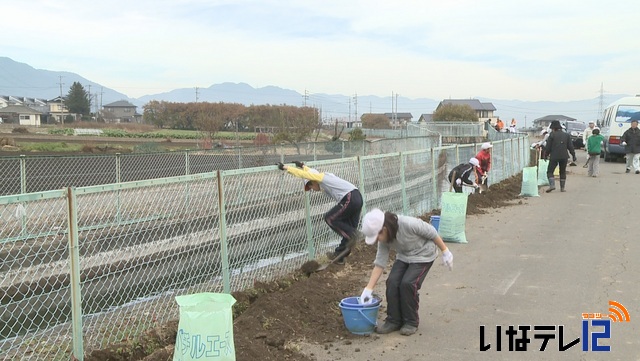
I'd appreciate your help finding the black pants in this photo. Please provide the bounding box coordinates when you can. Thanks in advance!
[547,158,567,180]
[448,174,464,193]
[324,189,363,255]
[385,260,433,327]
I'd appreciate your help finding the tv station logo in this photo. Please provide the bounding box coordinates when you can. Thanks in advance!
[480,300,630,352]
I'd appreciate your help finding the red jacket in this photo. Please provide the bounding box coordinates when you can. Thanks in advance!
[475,150,491,176]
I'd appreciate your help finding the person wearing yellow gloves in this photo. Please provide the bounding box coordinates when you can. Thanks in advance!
[358,208,452,336]
[277,161,362,264]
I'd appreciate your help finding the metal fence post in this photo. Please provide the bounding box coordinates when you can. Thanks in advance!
[400,152,408,214]
[502,140,507,180]
[280,144,285,164]
[115,153,121,183]
[216,170,231,293]
[66,187,84,361]
[304,192,315,260]
[185,150,190,176]
[20,154,26,194]
[115,153,122,224]
[431,147,438,207]
[19,155,27,236]
[357,156,367,215]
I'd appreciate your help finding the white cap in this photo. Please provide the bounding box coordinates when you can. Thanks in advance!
[481,142,493,150]
[469,158,480,167]
[362,208,384,245]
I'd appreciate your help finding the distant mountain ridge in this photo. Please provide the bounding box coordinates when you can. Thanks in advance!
[0,57,629,126]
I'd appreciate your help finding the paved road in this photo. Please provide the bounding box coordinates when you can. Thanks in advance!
[303,158,640,361]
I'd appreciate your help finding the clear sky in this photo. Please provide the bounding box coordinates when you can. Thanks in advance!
[3,0,638,101]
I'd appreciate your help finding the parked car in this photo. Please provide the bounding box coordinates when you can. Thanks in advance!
[563,120,586,148]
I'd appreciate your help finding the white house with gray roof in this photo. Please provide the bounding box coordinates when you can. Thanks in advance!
[102,100,142,123]
[0,104,42,126]
[437,99,497,123]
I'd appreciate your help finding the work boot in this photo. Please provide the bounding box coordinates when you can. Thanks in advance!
[375,321,401,334]
[399,324,418,336]
[626,168,631,173]
[560,180,566,192]
[546,177,556,193]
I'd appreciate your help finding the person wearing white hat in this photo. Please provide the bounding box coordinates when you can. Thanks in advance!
[582,121,596,149]
[358,208,452,336]
[447,158,481,193]
[475,143,493,190]
[277,161,362,264]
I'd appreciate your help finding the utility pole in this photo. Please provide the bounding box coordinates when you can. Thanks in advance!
[303,89,309,107]
[99,87,104,121]
[58,76,65,125]
[348,95,352,123]
[353,93,358,124]
[94,92,99,121]
[391,91,395,126]
[597,82,605,122]
[392,92,399,127]
[195,87,199,103]
[87,84,92,117]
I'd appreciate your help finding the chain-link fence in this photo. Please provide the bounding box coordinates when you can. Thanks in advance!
[0,137,442,196]
[408,122,485,138]
[0,136,529,360]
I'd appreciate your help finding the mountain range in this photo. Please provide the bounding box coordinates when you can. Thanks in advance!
[0,57,630,127]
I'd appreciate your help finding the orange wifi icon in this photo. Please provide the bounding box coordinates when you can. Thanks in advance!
[608,300,630,322]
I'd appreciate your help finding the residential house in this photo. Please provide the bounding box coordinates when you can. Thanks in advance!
[533,115,576,130]
[437,99,496,123]
[418,113,433,122]
[47,96,71,124]
[0,105,42,126]
[102,100,142,123]
[384,112,413,125]
[0,96,48,111]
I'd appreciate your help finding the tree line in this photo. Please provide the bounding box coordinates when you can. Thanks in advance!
[143,100,319,145]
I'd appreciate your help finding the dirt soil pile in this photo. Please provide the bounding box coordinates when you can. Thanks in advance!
[85,173,525,361]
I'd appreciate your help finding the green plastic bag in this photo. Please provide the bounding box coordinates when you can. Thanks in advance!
[173,293,237,361]
[439,192,468,243]
[537,160,550,186]
[519,166,539,197]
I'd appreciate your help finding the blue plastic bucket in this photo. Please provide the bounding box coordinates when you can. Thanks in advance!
[339,297,381,335]
[430,215,440,231]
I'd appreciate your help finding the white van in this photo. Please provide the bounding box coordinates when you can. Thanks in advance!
[599,95,640,162]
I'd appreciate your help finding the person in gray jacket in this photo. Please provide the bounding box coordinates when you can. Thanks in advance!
[358,208,453,336]
[544,120,576,192]
[278,161,362,264]
[621,119,640,174]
